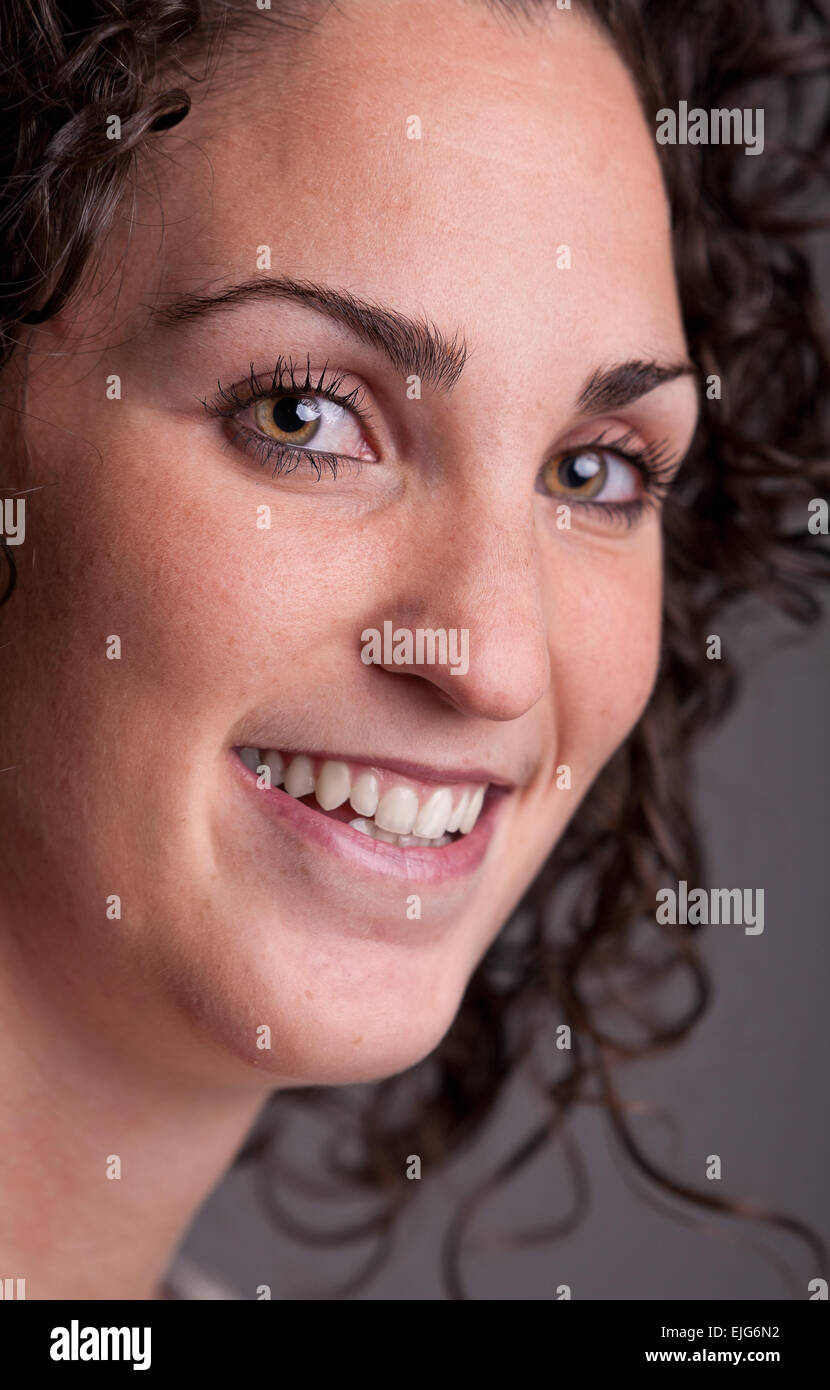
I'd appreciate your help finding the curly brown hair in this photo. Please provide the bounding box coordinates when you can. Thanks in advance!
[1,0,828,1297]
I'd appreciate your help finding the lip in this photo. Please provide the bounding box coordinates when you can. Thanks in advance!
[231,750,508,883]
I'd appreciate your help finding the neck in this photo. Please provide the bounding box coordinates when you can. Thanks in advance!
[0,921,269,1301]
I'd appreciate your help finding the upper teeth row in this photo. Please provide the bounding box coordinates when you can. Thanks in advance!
[238,748,487,837]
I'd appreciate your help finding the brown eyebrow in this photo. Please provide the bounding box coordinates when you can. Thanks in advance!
[576,359,698,414]
[152,275,696,412]
[151,276,468,392]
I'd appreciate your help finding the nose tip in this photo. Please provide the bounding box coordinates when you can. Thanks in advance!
[431,648,551,722]
[361,614,550,723]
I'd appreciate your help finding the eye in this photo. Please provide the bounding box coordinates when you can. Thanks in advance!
[539,446,642,504]
[248,392,375,460]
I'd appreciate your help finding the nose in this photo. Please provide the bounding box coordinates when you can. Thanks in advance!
[362,494,552,722]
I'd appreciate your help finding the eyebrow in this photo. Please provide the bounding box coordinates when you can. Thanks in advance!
[151,276,468,392]
[576,358,697,414]
[152,275,697,411]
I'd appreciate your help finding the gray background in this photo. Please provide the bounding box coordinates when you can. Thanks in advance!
[177,599,830,1299]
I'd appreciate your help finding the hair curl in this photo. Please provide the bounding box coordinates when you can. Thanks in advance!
[1,0,829,1297]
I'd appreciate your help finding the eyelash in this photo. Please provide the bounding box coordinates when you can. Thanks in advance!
[202,360,680,520]
[201,356,373,480]
[553,429,679,528]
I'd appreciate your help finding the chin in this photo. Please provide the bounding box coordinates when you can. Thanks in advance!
[160,902,477,1089]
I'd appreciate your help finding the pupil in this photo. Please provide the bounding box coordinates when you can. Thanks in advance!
[272,396,315,434]
[562,452,601,488]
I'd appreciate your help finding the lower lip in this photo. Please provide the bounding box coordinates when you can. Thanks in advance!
[231,753,506,884]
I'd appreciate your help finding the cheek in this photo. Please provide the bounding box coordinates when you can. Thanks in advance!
[550,528,663,778]
[14,418,313,713]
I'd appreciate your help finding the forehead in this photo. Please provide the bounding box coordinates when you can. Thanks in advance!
[147,0,682,370]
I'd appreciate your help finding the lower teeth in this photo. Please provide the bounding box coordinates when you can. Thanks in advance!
[348,817,454,848]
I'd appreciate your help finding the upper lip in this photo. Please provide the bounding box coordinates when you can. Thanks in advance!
[235,746,516,788]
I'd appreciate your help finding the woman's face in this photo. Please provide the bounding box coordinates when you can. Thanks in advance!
[0,0,698,1087]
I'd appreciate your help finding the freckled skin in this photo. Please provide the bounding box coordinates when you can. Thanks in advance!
[0,5,698,1103]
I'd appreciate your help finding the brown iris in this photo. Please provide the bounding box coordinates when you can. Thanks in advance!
[254,394,321,445]
[541,448,607,498]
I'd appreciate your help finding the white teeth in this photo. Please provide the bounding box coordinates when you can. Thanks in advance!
[263,750,284,787]
[445,789,471,834]
[249,745,488,842]
[350,770,380,817]
[348,817,376,838]
[459,785,486,834]
[315,760,350,810]
[413,787,453,839]
[375,785,419,835]
[284,754,315,799]
[348,818,453,849]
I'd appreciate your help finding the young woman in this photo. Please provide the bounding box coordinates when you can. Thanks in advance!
[0,0,827,1299]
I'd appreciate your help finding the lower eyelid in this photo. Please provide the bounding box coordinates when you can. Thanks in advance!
[548,491,658,531]
[582,497,649,525]
[229,423,355,479]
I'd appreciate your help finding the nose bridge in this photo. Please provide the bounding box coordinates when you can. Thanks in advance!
[473,510,541,624]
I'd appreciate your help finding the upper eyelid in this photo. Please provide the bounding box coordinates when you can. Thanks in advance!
[566,381,700,448]
[558,415,677,455]
[576,371,702,441]
[202,358,372,417]
[553,429,681,483]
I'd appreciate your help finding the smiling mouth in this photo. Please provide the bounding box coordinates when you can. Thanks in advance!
[236,747,489,848]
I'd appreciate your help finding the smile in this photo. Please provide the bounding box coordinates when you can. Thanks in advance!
[236,747,489,847]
